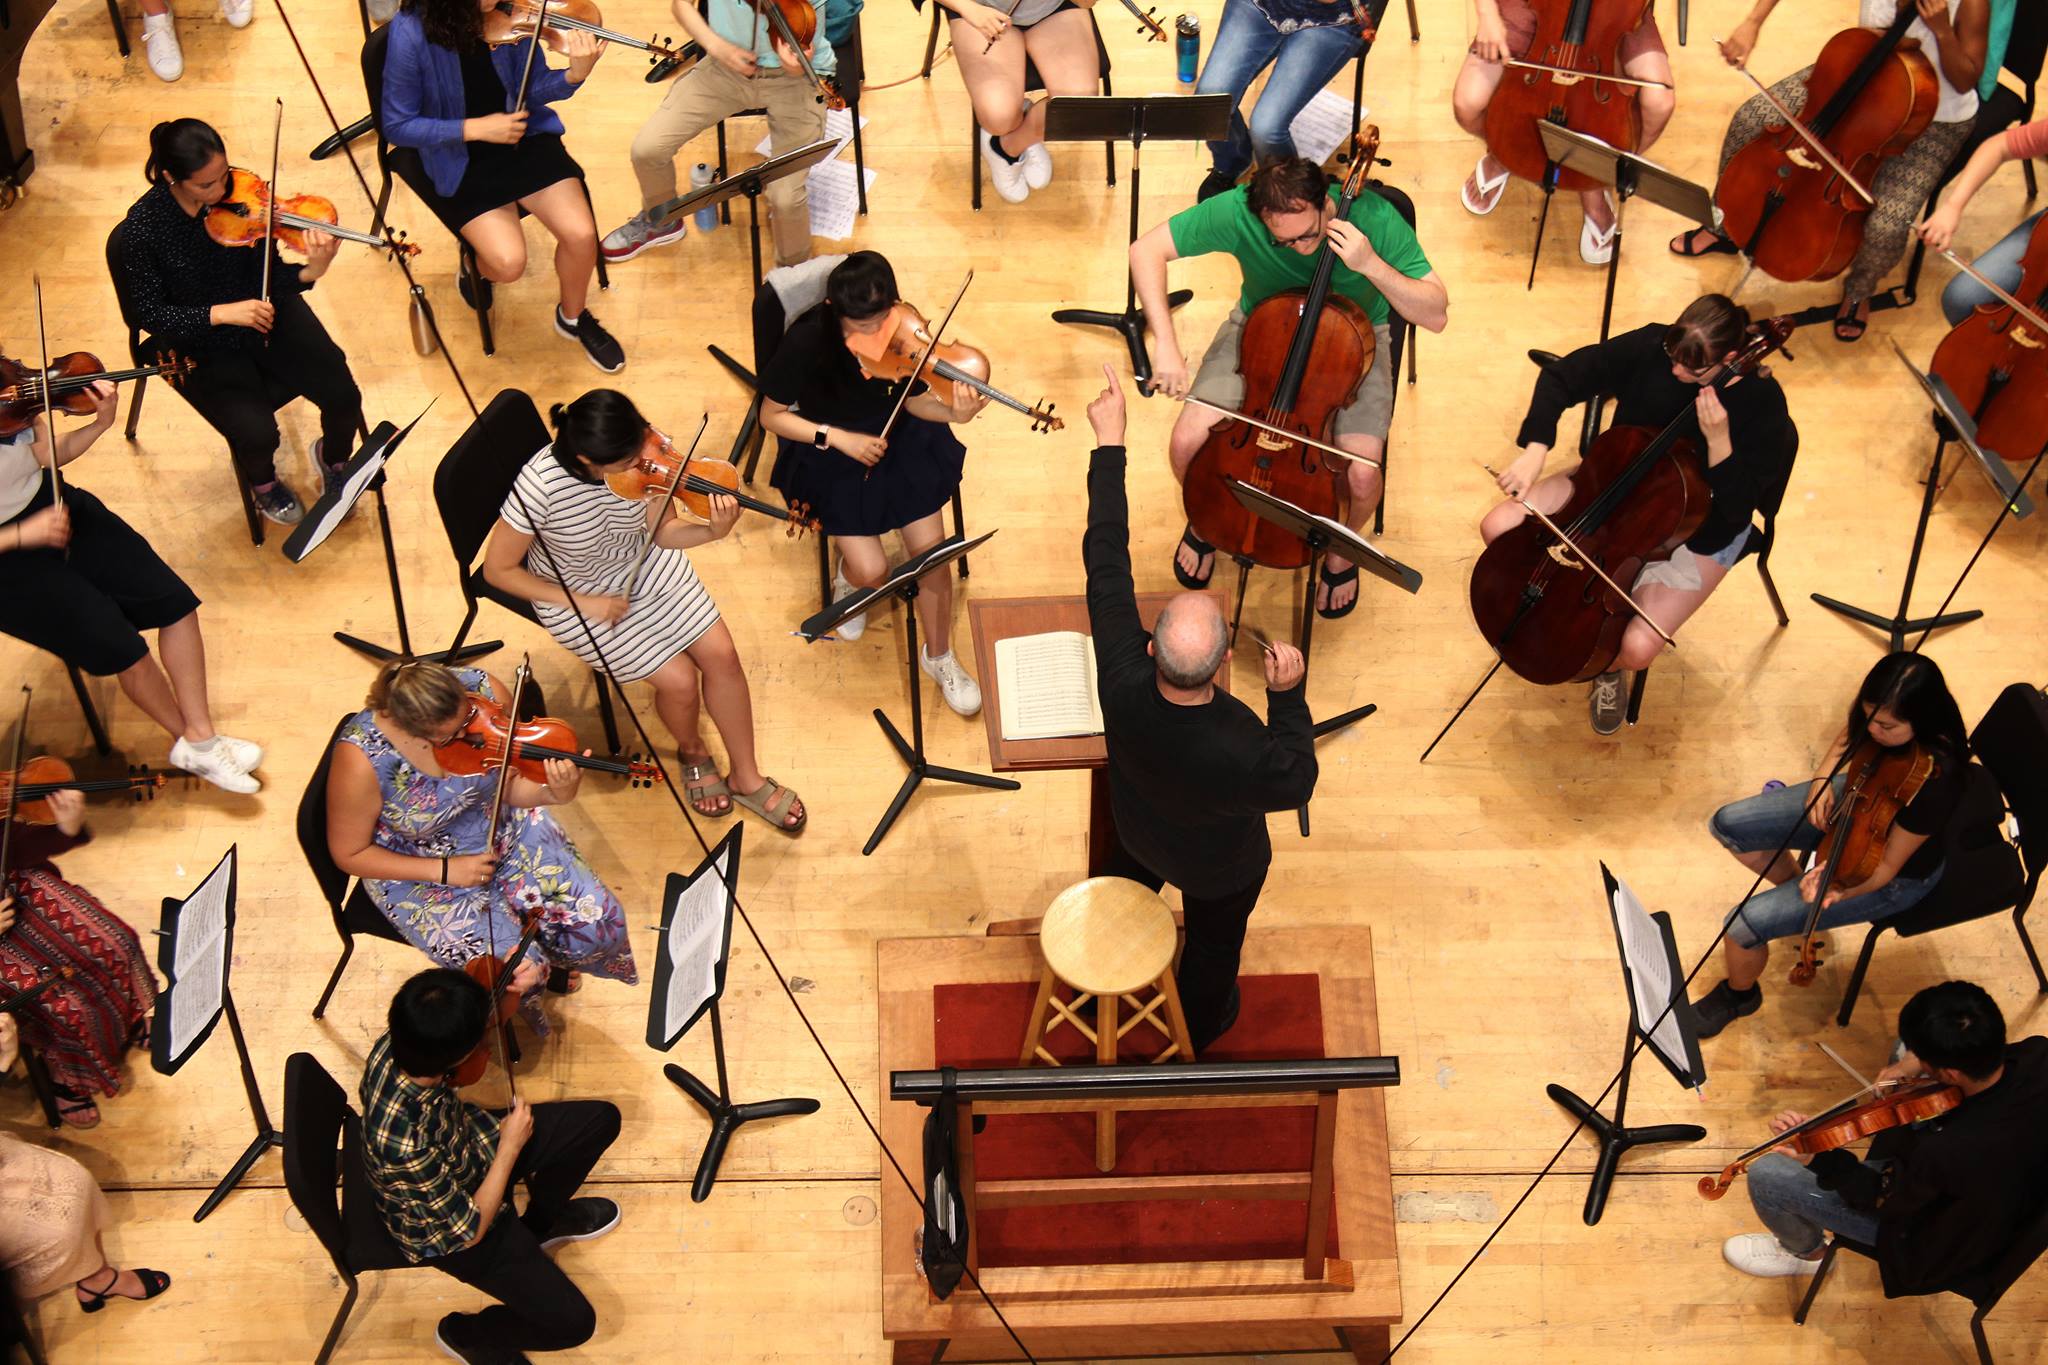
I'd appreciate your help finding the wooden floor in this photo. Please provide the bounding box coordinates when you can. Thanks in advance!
[5,0,2047,1358]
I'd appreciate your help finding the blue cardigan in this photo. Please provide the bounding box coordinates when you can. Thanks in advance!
[382,9,580,198]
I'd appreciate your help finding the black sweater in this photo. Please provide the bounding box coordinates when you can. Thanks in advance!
[1517,324,1797,557]
[116,183,312,352]
[1083,446,1317,893]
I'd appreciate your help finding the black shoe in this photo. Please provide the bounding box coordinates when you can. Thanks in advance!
[313,437,351,497]
[1691,980,1763,1040]
[458,268,494,313]
[1197,169,1237,203]
[540,1196,620,1251]
[1194,985,1241,1053]
[1589,670,1626,736]
[250,479,305,525]
[557,307,625,373]
[435,1314,530,1365]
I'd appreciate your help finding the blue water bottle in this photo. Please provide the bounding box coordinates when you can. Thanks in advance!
[691,162,720,233]
[1175,14,1199,84]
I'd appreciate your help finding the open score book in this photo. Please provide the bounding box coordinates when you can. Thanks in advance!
[994,631,1105,741]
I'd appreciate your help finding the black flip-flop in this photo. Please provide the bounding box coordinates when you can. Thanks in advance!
[1833,303,1870,343]
[1670,228,1737,258]
[1173,524,1216,589]
[1316,562,1360,619]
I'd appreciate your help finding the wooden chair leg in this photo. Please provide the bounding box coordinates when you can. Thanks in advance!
[1094,991,1118,1171]
[1018,965,1058,1065]
[1157,969,1195,1061]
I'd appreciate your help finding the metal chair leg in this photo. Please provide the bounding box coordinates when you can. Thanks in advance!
[447,598,481,654]
[312,939,354,1020]
[852,98,869,215]
[314,1276,360,1365]
[65,664,112,757]
[1757,552,1790,626]
[921,3,941,78]
[817,535,831,611]
[22,1046,61,1129]
[1101,67,1115,186]
[124,372,148,440]
[581,177,610,291]
[1971,1307,1993,1365]
[106,0,130,55]
[591,670,624,755]
[971,109,983,212]
[1624,666,1647,726]
[1792,1242,1840,1324]
[952,489,970,578]
[234,462,264,547]
[2015,907,2048,994]
[1835,925,1886,1027]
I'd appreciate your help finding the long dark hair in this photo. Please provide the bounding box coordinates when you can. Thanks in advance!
[1664,295,1751,372]
[402,0,484,53]
[825,251,897,325]
[549,389,647,480]
[1852,651,1968,758]
[143,118,225,187]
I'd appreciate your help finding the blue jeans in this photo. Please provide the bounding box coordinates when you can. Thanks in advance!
[1747,1152,1884,1256]
[1708,779,1944,950]
[1940,209,2043,324]
[1196,0,1363,179]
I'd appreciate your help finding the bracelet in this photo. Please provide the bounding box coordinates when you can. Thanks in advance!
[440,856,449,883]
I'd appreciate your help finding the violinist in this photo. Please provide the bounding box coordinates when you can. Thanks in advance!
[1919,117,2048,324]
[1,789,159,1129]
[481,391,807,833]
[360,969,621,1361]
[1723,980,2048,1290]
[114,119,364,527]
[1133,156,1446,617]
[1690,653,1967,1038]
[0,375,265,794]
[382,0,626,373]
[1671,0,1988,343]
[604,0,840,266]
[921,0,1104,204]
[1481,295,1798,734]
[326,659,639,1016]
[757,252,990,716]
[1453,0,1676,265]
[1190,0,1371,202]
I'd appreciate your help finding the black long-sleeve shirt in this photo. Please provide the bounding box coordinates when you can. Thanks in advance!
[1517,324,1798,557]
[115,183,311,351]
[1083,445,1317,894]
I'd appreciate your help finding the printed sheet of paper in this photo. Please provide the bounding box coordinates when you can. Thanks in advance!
[1609,872,1695,1085]
[995,631,1103,741]
[1288,90,1362,167]
[806,159,878,240]
[664,843,733,1034]
[168,849,234,1058]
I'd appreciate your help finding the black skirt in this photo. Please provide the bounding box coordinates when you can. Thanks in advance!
[432,134,584,232]
[770,415,967,537]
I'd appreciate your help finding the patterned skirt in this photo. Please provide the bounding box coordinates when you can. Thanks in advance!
[1,870,156,1098]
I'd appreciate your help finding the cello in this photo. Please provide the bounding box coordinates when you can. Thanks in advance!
[1713,9,1938,283]
[1469,316,1794,686]
[1179,129,1384,573]
[1482,0,1653,195]
[1930,212,2048,468]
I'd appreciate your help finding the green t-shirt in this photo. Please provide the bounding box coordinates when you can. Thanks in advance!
[1167,185,1431,327]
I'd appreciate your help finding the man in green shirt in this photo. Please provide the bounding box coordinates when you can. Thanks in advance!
[1130,156,1448,617]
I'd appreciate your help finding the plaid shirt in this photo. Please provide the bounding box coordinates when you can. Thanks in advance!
[359,1034,501,1262]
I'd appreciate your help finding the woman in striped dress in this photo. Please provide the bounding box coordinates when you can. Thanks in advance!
[483,389,806,834]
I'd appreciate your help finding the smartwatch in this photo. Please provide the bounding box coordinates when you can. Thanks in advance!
[813,424,831,449]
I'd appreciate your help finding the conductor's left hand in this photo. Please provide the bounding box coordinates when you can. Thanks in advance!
[1263,641,1305,691]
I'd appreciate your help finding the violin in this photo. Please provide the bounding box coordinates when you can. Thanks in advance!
[449,909,545,1087]
[0,757,172,824]
[434,690,664,786]
[482,0,696,75]
[1469,316,1795,685]
[605,427,818,535]
[1713,10,1938,283]
[845,302,1063,433]
[1107,0,1168,43]
[1699,1079,1961,1200]
[0,351,195,439]
[1482,0,1652,194]
[1930,211,2048,469]
[1179,130,1383,572]
[1787,738,1935,986]
[204,168,420,260]
[0,965,80,1016]
[743,0,846,109]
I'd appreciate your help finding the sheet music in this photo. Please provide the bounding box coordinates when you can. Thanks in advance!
[804,159,877,240]
[168,850,234,1057]
[757,107,866,161]
[995,632,1103,741]
[1287,90,1362,167]
[664,845,732,1033]
[1609,873,1695,1085]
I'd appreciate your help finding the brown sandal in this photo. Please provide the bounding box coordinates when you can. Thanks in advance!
[682,761,733,818]
[732,776,807,836]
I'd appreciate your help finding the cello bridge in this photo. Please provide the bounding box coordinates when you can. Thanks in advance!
[1787,148,1820,173]
[1546,542,1584,569]
[1255,431,1292,452]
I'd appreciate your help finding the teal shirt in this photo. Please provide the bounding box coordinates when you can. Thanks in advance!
[1166,184,1432,327]
[703,0,836,77]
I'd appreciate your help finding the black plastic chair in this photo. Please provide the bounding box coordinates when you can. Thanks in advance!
[0,1283,47,1365]
[282,1051,427,1365]
[362,27,610,357]
[300,716,411,1020]
[1366,176,1419,537]
[432,389,625,754]
[714,8,871,221]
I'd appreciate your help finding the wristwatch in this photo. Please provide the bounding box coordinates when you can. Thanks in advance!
[813,424,831,449]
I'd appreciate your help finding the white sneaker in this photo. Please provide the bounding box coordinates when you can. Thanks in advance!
[981,130,1030,204]
[1722,1234,1822,1279]
[920,647,983,717]
[831,567,867,642]
[214,733,265,772]
[141,11,183,81]
[218,0,253,27]
[170,736,260,795]
[1018,101,1051,190]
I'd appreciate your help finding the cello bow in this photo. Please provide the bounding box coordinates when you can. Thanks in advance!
[1479,463,1678,649]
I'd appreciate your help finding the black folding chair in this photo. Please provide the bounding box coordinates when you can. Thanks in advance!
[300,716,411,1020]
[1366,176,1420,536]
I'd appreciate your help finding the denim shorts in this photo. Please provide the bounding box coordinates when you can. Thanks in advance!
[1709,778,1944,950]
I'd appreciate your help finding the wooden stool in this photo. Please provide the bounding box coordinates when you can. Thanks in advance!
[1018,877,1196,1171]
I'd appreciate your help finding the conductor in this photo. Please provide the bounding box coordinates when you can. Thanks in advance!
[1083,367,1319,1051]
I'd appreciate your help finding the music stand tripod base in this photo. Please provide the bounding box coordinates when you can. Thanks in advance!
[1545,1082,1705,1226]
[663,1007,818,1203]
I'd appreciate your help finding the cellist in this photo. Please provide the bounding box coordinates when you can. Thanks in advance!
[1480,296,1798,734]
[1130,155,1447,618]
[1671,0,1988,343]
[1919,116,2048,324]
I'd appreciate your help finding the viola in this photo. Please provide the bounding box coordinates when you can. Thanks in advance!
[204,168,420,259]
[0,757,171,825]
[845,303,1063,433]
[449,910,545,1087]
[1699,1079,1961,1200]
[1787,739,1935,986]
[482,0,696,75]
[606,427,818,535]
[1714,11,1938,283]
[1482,0,1652,194]
[434,691,663,787]
[1179,129,1384,571]
[1930,212,2048,469]
[740,0,846,109]
[1470,316,1795,685]
[0,351,195,439]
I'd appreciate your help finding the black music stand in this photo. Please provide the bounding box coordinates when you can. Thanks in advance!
[797,532,1020,855]
[1548,863,1706,1226]
[1046,94,1234,388]
[649,136,839,291]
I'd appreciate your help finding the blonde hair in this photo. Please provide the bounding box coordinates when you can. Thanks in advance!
[366,660,466,737]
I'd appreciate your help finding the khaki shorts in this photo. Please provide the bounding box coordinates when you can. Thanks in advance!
[1189,311,1395,443]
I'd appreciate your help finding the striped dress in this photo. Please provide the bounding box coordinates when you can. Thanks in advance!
[500,446,722,684]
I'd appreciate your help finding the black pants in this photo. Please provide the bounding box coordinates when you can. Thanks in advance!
[1098,833,1266,1051]
[424,1099,620,1355]
[154,291,361,486]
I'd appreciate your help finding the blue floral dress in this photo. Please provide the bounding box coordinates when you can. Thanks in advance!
[340,669,637,1031]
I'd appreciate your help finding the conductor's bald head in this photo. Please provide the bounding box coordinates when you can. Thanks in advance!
[1150,592,1228,689]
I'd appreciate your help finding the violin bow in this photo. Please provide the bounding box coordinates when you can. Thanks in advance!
[1478,463,1679,650]
[0,687,30,903]
[479,657,532,1099]
[1501,57,1670,90]
[984,0,1023,53]
[513,0,550,114]
[626,413,710,592]
[260,98,283,342]
[877,270,972,445]
[29,277,62,530]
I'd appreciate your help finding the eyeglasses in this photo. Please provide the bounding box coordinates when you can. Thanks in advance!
[1267,223,1324,250]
